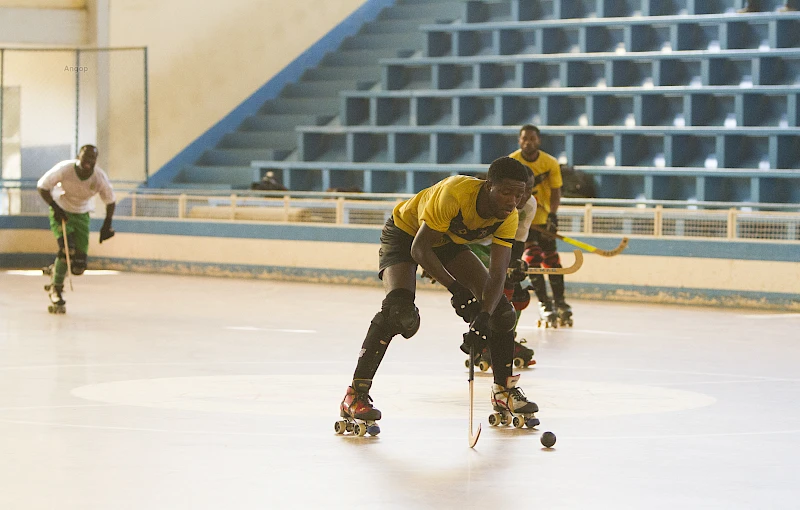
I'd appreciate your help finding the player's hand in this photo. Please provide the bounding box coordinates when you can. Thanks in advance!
[448,281,480,323]
[99,223,115,243]
[51,203,68,224]
[546,212,558,234]
[460,312,491,354]
[507,259,528,284]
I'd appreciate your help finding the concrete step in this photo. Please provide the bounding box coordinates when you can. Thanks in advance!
[197,148,291,166]
[239,113,323,131]
[218,131,298,150]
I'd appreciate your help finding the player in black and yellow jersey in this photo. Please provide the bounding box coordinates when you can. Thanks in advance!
[336,157,540,436]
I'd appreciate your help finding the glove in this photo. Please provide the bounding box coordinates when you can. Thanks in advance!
[448,281,480,323]
[99,222,115,243]
[460,311,491,355]
[51,203,68,224]
[507,259,529,284]
[546,212,558,234]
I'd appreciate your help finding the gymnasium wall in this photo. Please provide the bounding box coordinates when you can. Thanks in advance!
[2,216,798,310]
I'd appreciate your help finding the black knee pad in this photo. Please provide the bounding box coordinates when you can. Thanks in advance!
[379,288,420,339]
[71,251,87,275]
[489,295,516,333]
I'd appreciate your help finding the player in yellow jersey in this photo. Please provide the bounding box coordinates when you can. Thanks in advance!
[510,124,572,327]
[336,157,540,436]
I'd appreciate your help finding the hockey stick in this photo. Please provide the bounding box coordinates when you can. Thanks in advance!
[62,219,74,291]
[468,344,481,448]
[508,249,584,276]
[530,225,629,257]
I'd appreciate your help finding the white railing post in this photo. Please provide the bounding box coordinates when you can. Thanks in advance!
[336,197,345,224]
[230,193,237,220]
[727,208,737,239]
[178,194,186,219]
[284,195,291,222]
[654,205,663,237]
[131,193,137,218]
[584,203,593,234]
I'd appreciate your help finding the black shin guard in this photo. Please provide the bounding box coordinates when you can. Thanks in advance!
[353,288,418,380]
[549,274,566,303]
[489,330,515,385]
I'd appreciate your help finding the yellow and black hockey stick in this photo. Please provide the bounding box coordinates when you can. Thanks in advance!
[530,225,629,257]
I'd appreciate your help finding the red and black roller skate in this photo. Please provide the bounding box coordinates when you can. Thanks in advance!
[334,379,381,437]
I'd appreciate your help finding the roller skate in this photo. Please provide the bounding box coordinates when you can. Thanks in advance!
[45,283,66,314]
[512,338,536,368]
[537,299,557,329]
[555,300,573,327]
[42,264,54,276]
[488,375,540,429]
[464,347,492,372]
[334,379,381,437]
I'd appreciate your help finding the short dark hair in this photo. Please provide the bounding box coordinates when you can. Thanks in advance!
[79,144,97,154]
[519,124,540,136]
[487,156,528,183]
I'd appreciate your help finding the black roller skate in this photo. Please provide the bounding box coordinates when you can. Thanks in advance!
[512,338,535,368]
[334,379,381,437]
[45,283,66,314]
[556,300,573,327]
[488,375,540,429]
[537,299,558,329]
[465,347,492,372]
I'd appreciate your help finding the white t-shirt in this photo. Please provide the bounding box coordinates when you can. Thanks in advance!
[37,160,116,214]
[476,196,537,246]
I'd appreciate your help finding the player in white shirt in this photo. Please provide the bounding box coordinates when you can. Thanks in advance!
[37,145,116,312]
[466,169,538,371]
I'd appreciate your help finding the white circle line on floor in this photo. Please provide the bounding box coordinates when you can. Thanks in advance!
[739,313,800,319]
[4,269,120,276]
[225,326,317,333]
[1,416,799,442]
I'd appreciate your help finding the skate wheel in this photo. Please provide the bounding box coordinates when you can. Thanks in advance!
[367,425,380,436]
[47,305,55,314]
[345,421,354,433]
[537,320,543,327]
[478,361,490,372]
[512,415,525,428]
[526,417,540,428]
[488,412,501,426]
[354,422,367,437]
[500,414,510,426]
[334,420,348,434]
[513,357,524,369]
[464,359,471,369]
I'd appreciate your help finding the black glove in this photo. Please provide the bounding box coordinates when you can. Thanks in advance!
[460,311,491,355]
[448,281,480,323]
[507,259,529,284]
[51,203,68,224]
[99,222,115,243]
[546,212,558,234]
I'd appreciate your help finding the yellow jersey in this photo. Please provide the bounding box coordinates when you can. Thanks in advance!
[509,149,562,224]
[393,175,518,248]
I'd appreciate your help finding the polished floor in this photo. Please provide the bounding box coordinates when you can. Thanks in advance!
[1,270,799,509]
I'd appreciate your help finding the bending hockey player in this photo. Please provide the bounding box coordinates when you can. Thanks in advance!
[336,157,540,437]
[37,145,116,313]
[510,125,572,327]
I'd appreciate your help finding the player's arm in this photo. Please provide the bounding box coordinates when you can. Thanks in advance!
[37,185,67,223]
[410,222,456,289]
[483,242,512,313]
[550,187,561,215]
[99,202,116,243]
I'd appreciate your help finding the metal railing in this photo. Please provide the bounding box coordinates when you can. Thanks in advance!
[3,185,800,243]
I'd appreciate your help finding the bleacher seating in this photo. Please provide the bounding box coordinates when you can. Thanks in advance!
[164,0,800,205]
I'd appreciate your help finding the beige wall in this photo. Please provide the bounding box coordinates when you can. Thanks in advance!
[106,0,366,181]
[0,0,84,7]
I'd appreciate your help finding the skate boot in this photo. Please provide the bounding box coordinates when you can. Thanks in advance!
[537,299,557,329]
[512,338,535,368]
[334,379,381,437]
[42,264,54,276]
[555,300,573,327]
[488,375,540,429]
[45,283,66,314]
[464,346,492,372]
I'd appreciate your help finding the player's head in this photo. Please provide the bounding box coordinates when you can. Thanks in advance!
[485,157,528,219]
[77,145,98,172]
[518,124,541,160]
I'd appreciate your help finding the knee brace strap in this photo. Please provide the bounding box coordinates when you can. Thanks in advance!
[380,289,420,339]
[490,295,517,333]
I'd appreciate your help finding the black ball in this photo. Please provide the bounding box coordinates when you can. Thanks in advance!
[541,431,556,448]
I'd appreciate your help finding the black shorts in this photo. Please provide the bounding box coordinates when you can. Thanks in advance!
[378,217,469,279]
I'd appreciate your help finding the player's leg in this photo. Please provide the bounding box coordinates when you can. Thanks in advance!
[509,283,535,367]
[69,213,91,276]
[341,219,421,425]
[540,234,572,325]
[46,208,68,287]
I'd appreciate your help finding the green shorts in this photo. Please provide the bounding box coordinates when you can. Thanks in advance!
[468,244,491,268]
[49,208,90,254]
